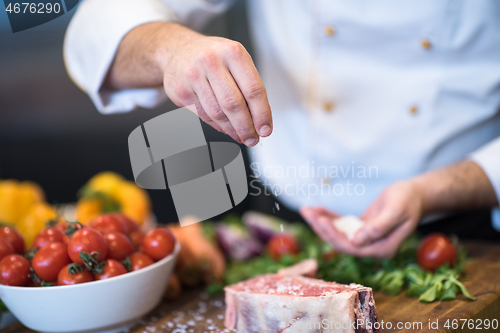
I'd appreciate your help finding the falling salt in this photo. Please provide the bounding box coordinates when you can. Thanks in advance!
[275,202,280,211]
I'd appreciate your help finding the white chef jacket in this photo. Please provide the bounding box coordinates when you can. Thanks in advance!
[64,0,500,229]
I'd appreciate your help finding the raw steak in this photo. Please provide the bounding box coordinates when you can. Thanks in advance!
[225,274,379,333]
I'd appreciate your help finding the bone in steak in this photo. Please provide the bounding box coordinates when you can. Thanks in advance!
[225,274,379,333]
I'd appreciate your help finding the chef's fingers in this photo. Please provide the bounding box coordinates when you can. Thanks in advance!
[314,206,341,220]
[204,54,260,147]
[300,206,340,224]
[299,206,320,224]
[193,103,224,133]
[192,78,242,143]
[351,220,415,258]
[225,45,273,138]
[309,216,358,254]
[352,206,401,247]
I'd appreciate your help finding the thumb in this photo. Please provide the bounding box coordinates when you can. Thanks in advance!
[352,211,397,246]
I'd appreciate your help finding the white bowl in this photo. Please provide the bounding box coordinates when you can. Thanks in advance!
[0,242,179,333]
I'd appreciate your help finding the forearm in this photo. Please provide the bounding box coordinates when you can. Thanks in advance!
[104,22,201,90]
[412,160,498,215]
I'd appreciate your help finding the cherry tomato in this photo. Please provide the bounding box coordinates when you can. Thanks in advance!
[54,223,68,233]
[130,252,154,271]
[112,213,139,232]
[142,228,176,261]
[129,230,145,250]
[0,239,14,261]
[57,264,94,285]
[0,254,31,286]
[33,227,67,248]
[95,259,127,280]
[104,232,133,261]
[68,228,108,264]
[32,243,71,282]
[0,227,25,254]
[89,214,128,235]
[417,233,457,271]
[267,234,300,261]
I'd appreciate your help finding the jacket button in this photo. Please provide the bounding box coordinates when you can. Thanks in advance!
[323,101,335,112]
[325,25,336,36]
[421,39,432,50]
[410,105,418,115]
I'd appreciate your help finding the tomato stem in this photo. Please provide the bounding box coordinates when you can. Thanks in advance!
[65,222,83,238]
[121,257,132,272]
[24,247,39,262]
[79,250,104,274]
[67,263,84,277]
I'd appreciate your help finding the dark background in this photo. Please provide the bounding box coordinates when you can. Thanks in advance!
[0,0,291,223]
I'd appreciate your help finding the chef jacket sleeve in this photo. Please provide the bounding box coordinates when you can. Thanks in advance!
[470,137,500,206]
[63,0,233,114]
[469,136,500,231]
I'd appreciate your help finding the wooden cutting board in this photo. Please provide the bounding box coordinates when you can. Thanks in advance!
[2,241,499,333]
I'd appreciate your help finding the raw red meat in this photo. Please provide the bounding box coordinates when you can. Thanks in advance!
[225,274,379,333]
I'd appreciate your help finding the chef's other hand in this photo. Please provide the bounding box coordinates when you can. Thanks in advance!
[105,22,272,147]
[300,181,423,258]
[351,181,422,257]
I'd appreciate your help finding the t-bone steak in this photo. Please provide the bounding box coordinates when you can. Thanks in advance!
[225,274,379,333]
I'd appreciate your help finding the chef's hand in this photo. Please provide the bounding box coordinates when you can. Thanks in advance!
[105,22,272,146]
[300,181,423,258]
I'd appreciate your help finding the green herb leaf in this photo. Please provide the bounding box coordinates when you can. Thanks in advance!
[419,284,438,303]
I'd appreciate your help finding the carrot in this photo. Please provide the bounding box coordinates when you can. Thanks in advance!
[169,220,225,285]
[164,273,182,300]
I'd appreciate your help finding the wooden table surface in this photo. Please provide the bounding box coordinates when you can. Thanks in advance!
[2,241,499,333]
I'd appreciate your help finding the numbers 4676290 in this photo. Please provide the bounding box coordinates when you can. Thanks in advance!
[444,318,498,330]
[5,2,61,14]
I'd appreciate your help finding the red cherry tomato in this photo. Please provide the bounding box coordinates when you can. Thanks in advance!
[89,214,128,235]
[32,243,71,282]
[417,233,457,271]
[142,228,176,261]
[33,228,67,248]
[54,223,68,233]
[95,259,127,280]
[112,213,139,232]
[129,230,145,250]
[267,234,300,261]
[130,252,154,271]
[0,227,25,254]
[0,239,15,261]
[57,264,94,285]
[68,228,108,264]
[0,254,31,286]
[104,232,133,261]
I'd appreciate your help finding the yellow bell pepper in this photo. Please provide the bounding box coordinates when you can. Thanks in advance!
[0,180,45,226]
[78,172,151,226]
[75,198,102,224]
[114,181,151,225]
[17,202,56,248]
[86,172,124,198]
